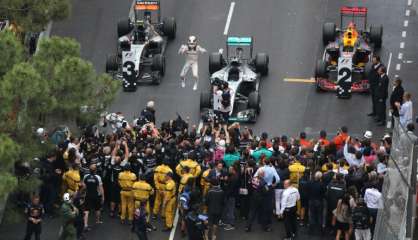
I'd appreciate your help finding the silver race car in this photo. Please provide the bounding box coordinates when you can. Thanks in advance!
[105,0,176,91]
[200,37,269,123]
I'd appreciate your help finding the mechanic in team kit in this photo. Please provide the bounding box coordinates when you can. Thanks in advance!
[178,35,207,90]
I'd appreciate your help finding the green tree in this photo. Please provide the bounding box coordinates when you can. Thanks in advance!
[0,0,71,32]
[0,62,51,134]
[0,30,24,77]
[32,36,80,85]
[52,57,119,121]
[0,134,20,198]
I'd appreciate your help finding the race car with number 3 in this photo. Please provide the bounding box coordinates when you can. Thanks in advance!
[105,0,176,91]
[315,6,383,98]
[199,37,269,123]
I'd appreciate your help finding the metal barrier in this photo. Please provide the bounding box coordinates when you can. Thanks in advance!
[374,118,417,240]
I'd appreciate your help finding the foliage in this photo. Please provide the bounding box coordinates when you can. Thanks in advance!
[0,0,71,32]
[0,35,119,216]
[0,30,24,77]
[0,135,19,198]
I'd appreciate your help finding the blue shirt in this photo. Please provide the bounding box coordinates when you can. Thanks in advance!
[255,165,280,186]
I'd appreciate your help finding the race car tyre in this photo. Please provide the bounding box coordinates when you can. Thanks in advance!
[248,91,261,114]
[200,91,212,110]
[162,17,176,40]
[255,53,269,76]
[315,60,327,78]
[105,55,119,73]
[117,19,132,38]
[322,22,336,45]
[209,52,223,74]
[152,54,165,77]
[370,25,383,49]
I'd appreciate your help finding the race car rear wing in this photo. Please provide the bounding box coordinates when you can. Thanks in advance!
[135,0,159,10]
[226,36,254,59]
[340,6,368,30]
[340,6,368,15]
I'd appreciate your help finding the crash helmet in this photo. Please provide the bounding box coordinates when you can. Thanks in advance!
[187,35,197,49]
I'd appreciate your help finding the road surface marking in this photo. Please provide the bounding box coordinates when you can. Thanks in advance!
[408,0,412,6]
[396,63,401,71]
[224,2,236,35]
[169,209,180,240]
[404,20,409,27]
[398,52,403,60]
[284,78,315,83]
[387,52,392,76]
[406,9,411,16]
[402,31,407,38]
[129,0,136,19]
[400,42,405,49]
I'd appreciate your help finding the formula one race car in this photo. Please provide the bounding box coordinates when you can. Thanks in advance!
[315,6,382,98]
[199,37,269,123]
[105,0,176,91]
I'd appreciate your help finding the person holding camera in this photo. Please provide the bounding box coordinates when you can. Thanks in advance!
[213,82,232,124]
[132,204,148,240]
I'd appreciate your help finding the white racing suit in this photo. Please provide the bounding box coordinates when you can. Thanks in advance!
[178,45,207,82]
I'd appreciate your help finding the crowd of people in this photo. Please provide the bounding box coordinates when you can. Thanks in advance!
[20,99,418,240]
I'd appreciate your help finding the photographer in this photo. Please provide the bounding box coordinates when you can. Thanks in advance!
[139,101,156,125]
[185,191,208,240]
[213,81,233,124]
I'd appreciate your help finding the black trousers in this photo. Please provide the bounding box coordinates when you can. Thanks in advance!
[370,89,377,114]
[24,222,41,240]
[261,188,274,228]
[376,99,387,122]
[283,206,297,238]
[136,230,148,240]
[246,197,262,228]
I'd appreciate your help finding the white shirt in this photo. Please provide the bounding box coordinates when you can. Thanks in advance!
[399,100,413,127]
[364,188,383,209]
[280,187,300,214]
[343,143,364,167]
[214,89,233,113]
[377,162,387,174]
[178,45,206,63]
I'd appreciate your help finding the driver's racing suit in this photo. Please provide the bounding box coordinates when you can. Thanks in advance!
[178,44,206,90]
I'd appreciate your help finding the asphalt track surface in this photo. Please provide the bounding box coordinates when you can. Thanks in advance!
[1,0,418,239]
[51,0,416,138]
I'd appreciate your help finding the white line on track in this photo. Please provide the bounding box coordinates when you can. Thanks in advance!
[402,31,407,38]
[224,2,236,35]
[169,209,180,240]
[398,52,403,60]
[408,0,412,6]
[404,20,409,27]
[396,63,401,71]
[406,9,411,16]
[129,0,136,19]
[400,42,405,49]
[387,52,392,76]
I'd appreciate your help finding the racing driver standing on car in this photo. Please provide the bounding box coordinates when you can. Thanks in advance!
[178,36,207,90]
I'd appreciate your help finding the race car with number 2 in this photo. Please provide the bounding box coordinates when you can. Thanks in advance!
[315,6,383,98]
